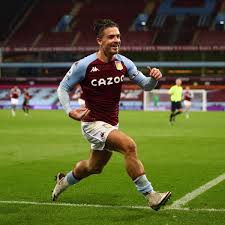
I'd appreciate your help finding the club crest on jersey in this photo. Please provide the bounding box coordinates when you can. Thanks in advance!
[115,61,123,71]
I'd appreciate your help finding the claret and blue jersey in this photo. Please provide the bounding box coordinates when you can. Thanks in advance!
[60,53,157,125]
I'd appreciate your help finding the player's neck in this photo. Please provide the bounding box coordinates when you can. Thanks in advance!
[97,51,115,63]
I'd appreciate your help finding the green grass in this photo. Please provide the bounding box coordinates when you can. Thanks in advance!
[0,110,225,225]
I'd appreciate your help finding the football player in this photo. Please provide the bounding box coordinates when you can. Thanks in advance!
[53,19,171,211]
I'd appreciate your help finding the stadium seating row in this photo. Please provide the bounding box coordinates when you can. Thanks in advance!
[1,0,225,48]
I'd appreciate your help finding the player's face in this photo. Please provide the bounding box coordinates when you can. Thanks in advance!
[98,27,121,56]
[176,79,182,86]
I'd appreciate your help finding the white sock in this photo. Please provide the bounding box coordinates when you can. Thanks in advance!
[133,174,154,195]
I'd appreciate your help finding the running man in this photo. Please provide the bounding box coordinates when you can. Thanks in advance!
[10,86,21,117]
[22,88,30,116]
[168,79,183,124]
[183,86,193,119]
[53,19,171,211]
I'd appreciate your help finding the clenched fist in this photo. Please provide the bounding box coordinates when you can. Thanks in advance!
[148,67,162,81]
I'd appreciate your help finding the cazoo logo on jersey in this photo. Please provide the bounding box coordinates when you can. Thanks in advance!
[91,75,124,86]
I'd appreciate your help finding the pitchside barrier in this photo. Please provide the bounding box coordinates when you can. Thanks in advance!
[0,61,224,111]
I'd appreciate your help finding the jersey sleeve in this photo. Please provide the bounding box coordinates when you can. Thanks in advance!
[120,55,139,79]
[59,61,87,92]
[168,86,174,94]
[119,55,158,91]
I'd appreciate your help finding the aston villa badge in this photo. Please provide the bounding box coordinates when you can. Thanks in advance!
[115,61,123,71]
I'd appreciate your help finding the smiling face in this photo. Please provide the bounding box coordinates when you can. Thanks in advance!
[97,26,121,59]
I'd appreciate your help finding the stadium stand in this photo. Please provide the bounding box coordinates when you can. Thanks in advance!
[36,32,77,47]
[3,0,152,48]
[0,0,32,43]
[1,0,225,48]
[5,0,73,47]
[73,0,147,47]
[152,0,222,45]
[194,30,225,45]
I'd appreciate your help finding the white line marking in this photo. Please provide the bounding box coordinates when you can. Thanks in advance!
[168,207,225,212]
[169,172,225,209]
[0,200,224,212]
[0,200,149,210]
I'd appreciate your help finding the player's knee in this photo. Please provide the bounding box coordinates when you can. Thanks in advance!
[124,139,137,156]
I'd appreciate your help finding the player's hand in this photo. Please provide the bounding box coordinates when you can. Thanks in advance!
[147,67,162,81]
[69,107,90,121]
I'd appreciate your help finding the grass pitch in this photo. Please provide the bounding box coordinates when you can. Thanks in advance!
[0,110,224,225]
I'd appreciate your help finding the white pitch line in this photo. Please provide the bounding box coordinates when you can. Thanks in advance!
[168,207,225,212]
[0,200,225,212]
[0,200,149,210]
[169,172,225,209]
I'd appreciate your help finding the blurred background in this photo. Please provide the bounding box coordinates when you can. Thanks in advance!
[0,0,225,111]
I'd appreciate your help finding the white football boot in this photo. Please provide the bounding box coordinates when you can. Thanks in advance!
[52,172,68,201]
[145,191,172,211]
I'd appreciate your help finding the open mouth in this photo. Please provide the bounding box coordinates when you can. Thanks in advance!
[111,45,119,50]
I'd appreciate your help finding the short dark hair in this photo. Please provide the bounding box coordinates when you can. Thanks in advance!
[93,19,119,38]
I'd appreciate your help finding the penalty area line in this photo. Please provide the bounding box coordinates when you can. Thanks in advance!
[169,172,225,209]
[0,200,224,212]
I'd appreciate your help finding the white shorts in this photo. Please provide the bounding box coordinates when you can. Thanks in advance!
[184,100,191,107]
[11,98,19,105]
[81,121,118,151]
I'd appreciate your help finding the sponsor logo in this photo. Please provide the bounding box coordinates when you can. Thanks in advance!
[91,75,124,86]
[90,66,100,72]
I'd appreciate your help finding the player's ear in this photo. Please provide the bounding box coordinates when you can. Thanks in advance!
[97,37,102,46]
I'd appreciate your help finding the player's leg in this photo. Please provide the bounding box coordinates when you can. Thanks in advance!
[27,103,30,114]
[173,102,183,118]
[183,100,188,118]
[26,105,29,114]
[11,98,17,116]
[25,102,29,115]
[106,130,171,210]
[22,101,27,115]
[169,101,176,123]
[52,150,112,201]
[106,130,144,179]
[184,100,191,118]
[11,104,16,116]
[73,149,112,179]
[22,102,25,112]
[52,121,116,201]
